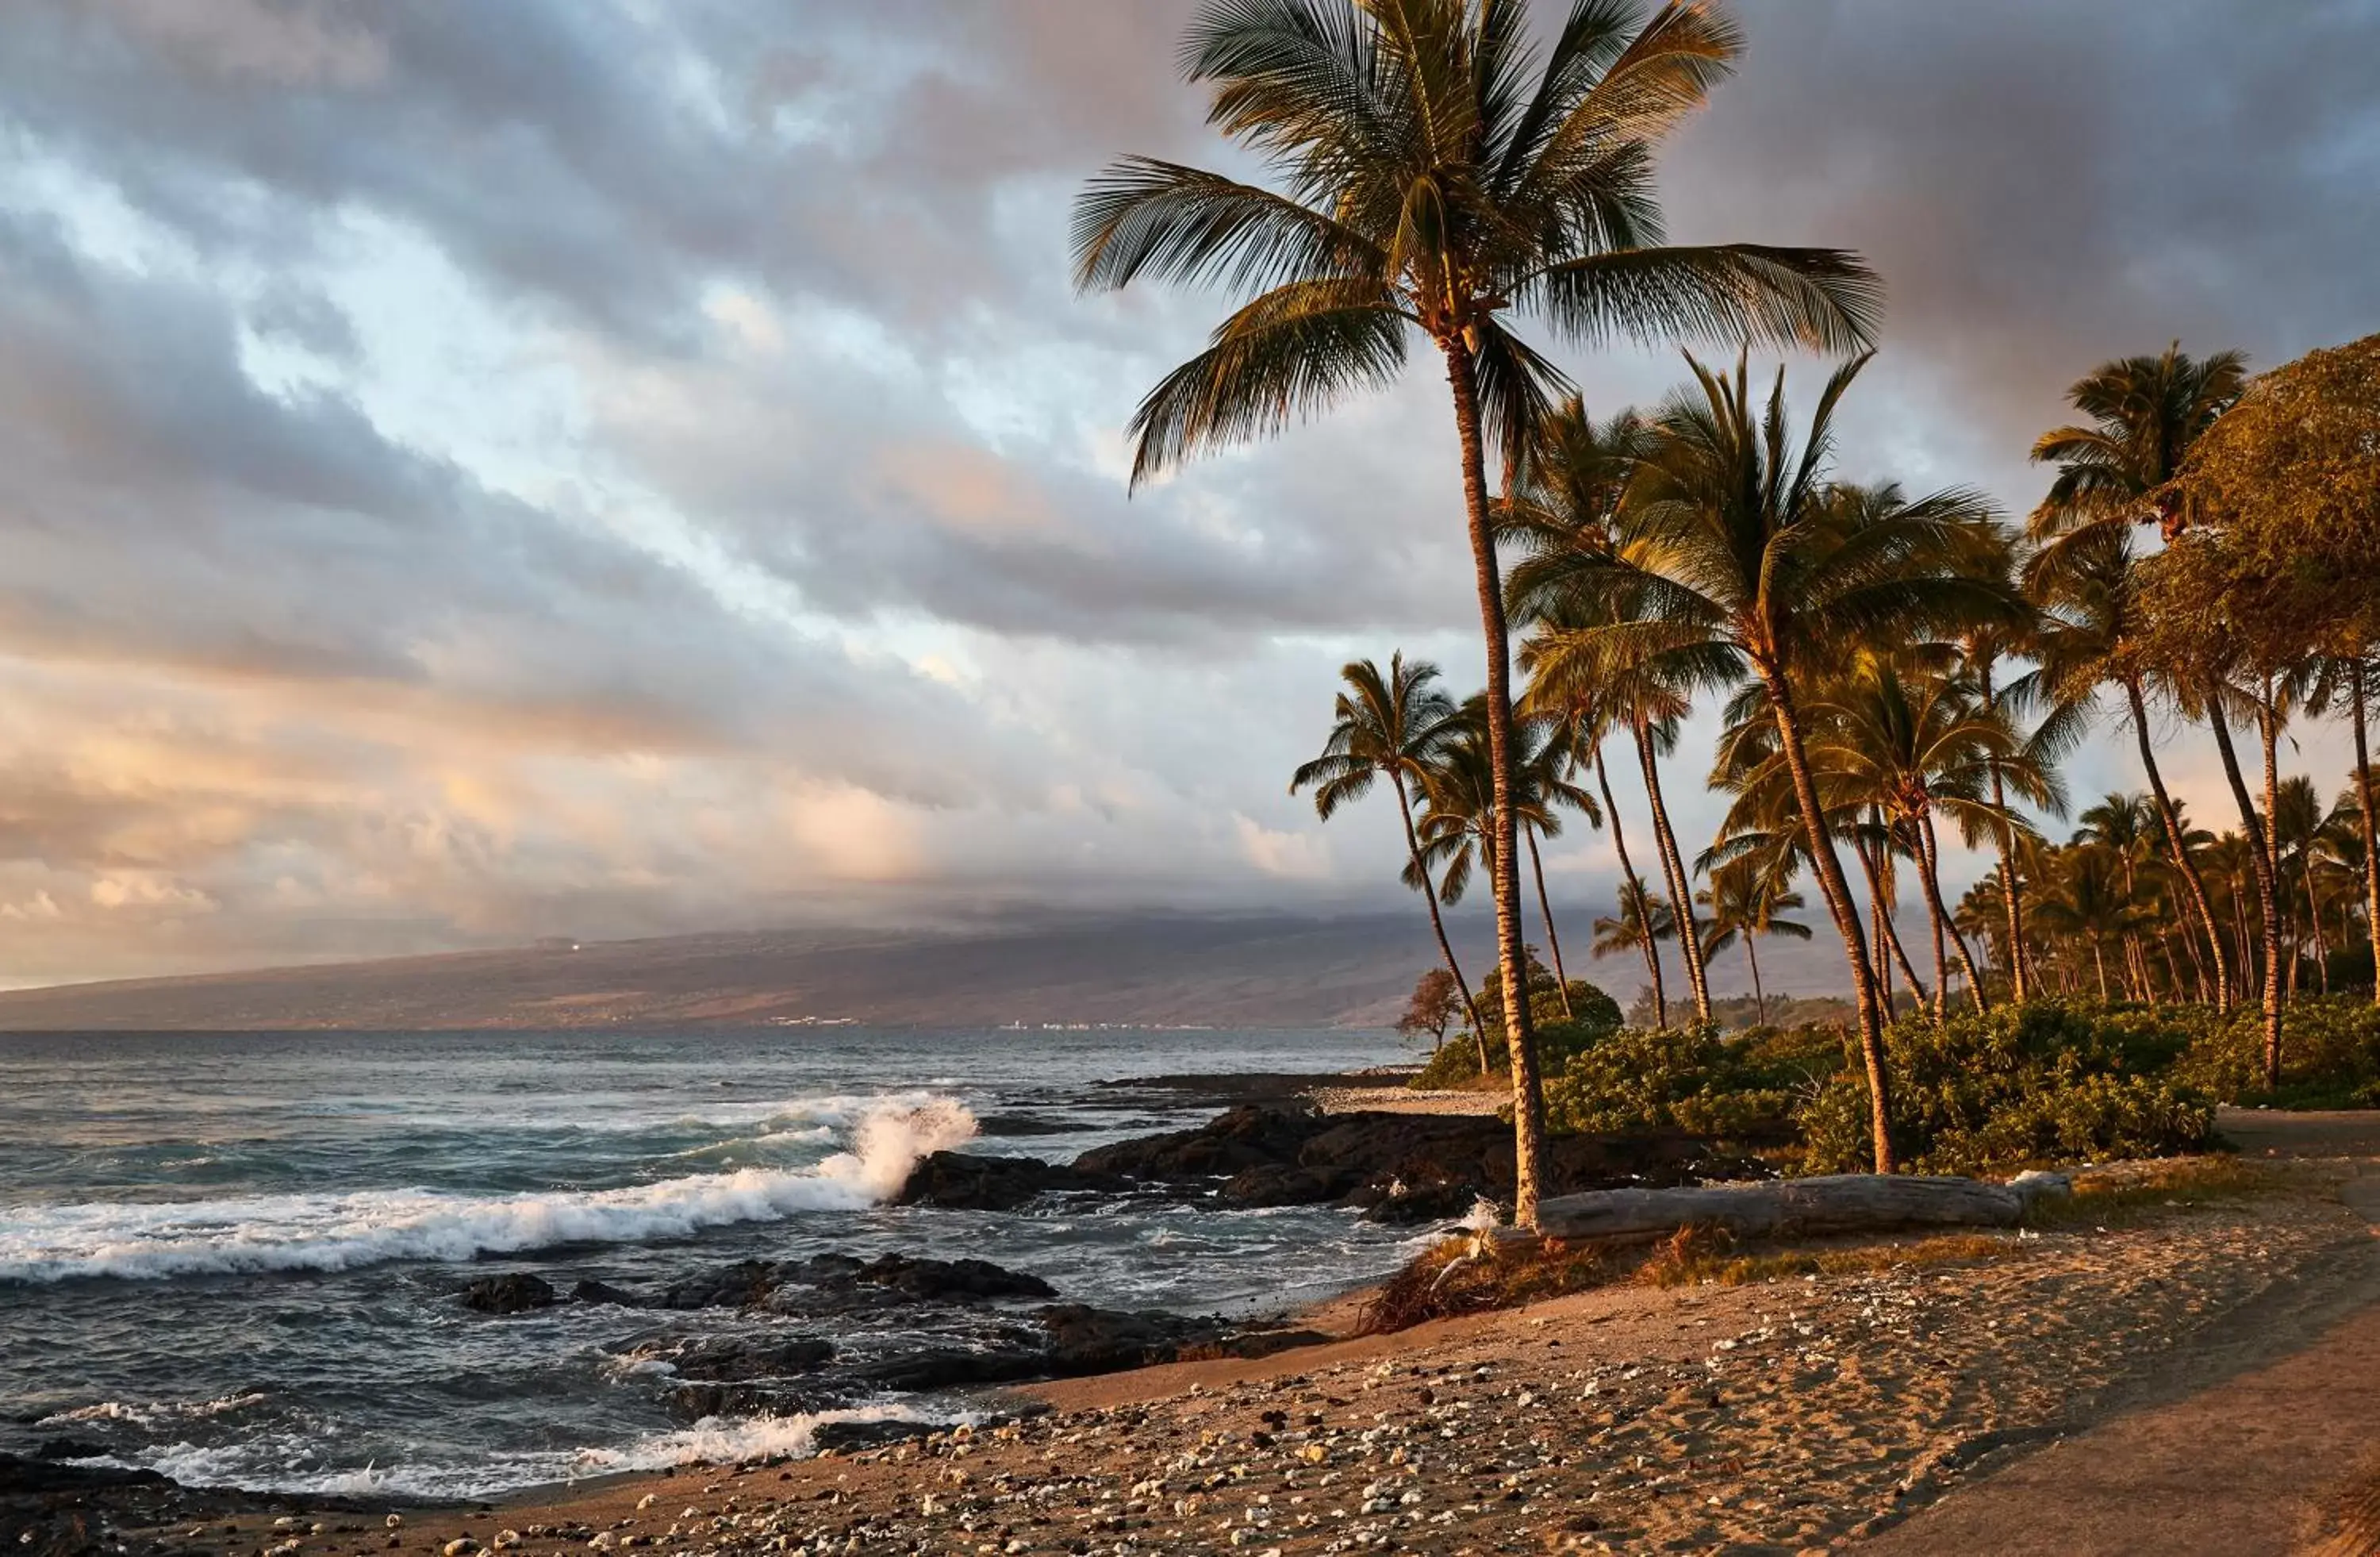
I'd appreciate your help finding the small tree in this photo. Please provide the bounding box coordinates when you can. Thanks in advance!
[1394,967,1469,1053]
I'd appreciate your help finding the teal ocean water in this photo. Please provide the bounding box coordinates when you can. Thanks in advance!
[0,1028,1415,1498]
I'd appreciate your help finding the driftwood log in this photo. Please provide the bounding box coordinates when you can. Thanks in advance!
[1523,1171,2071,1243]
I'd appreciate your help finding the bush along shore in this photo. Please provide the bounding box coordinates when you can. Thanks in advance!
[1412,978,2380,1175]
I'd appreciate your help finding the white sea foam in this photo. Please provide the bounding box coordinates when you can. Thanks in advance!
[0,1098,976,1285]
[36,1390,271,1428]
[572,1403,956,1476]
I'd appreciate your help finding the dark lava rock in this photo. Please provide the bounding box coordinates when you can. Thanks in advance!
[570,1278,646,1307]
[1075,1105,1322,1180]
[655,1260,781,1310]
[1217,1163,1357,1208]
[973,1113,1077,1137]
[842,1253,1056,1303]
[1023,1105,1770,1218]
[459,1273,557,1314]
[0,1452,170,1495]
[30,1440,107,1463]
[659,1335,837,1382]
[893,1151,1128,1212]
[647,1251,1058,1313]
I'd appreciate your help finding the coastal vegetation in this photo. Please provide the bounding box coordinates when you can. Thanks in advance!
[1079,0,2380,1218]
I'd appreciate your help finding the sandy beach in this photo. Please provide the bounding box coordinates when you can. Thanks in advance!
[45,1110,2369,1557]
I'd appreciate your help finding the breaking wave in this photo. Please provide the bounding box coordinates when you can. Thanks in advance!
[0,1098,976,1285]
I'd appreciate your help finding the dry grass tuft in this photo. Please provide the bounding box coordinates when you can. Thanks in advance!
[1633,1224,2017,1289]
[2026,1155,2289,1229]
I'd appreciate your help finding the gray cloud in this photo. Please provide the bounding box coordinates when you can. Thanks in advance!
[0,0,2371,986]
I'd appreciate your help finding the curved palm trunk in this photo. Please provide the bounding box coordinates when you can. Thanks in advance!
[1979,663,2030,1003]
[1745,932,1767,1025]
[2306,867,2331,995]
[1442,343,1545,1227]
[2354,671,2380,1008]
[1987,759,2029,1003]
[1526,830,1575,1020]
[1392,769,1485,1056]
[2207,695,2285,1087]
[1592,746,1667,1028]
[1919,812,1989,1013]
[1855,821,1932,1012]
[1760,664,1897,1173]
[1634,720,1712,1024]
[2128,679,2230,1011]
[2090,940,2111,1002]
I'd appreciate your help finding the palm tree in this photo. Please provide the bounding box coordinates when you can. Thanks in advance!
[1072,0,1880,1224]
[1510,397,1714,1022]
[1529,353,2017,1171]
[2031,342,2248,554]
[1697,861,1811,1025]
[1593,878,1676,994]
[2031,344,2247,1008]
[1512,717,1602,1018]
[1292,654,1484,1040]
[1799,650,2058,1015]
[2029,527,2233,1009]
[2033,847,2145,1002]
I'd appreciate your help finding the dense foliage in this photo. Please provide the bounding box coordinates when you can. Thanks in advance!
[1522,998,2380,1175]
[1798,1003,2213,1174]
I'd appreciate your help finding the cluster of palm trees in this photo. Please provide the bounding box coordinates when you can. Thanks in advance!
[1070,0,2374,1215]
[1960,782,2374,1009]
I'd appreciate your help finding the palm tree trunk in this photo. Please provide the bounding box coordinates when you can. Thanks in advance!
[1760,663,1897,1173]
[1593,745,1666,1028]
[1922,827,1949,1019]
[1864,838,1897,1020]
[1856,818,1932,1012]
[1746,933,1766,1025]
[2092,940,2110,1002]
[1919,812,1989,1013]
[2127,679,2230,1011]
[2355,668,2380,1007]
[1987,759,2029,1003]
[1634,719,1712,1023]
[1442,341,1545,1227]
[2207,694,2285,1088]
[2306,867,2331,995]
[1392,769,1485,1055]
[1526,830,1575,1020]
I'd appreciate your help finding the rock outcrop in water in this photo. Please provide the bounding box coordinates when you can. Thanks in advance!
[459,1273,558,1313]
[898,1105,1764,1222]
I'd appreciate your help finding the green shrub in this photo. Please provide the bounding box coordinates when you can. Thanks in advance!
[1411,977,1623,1089]
[1798,1001,2216,1174]
[1540,1022,1845,1139]
[2172,996,2380,1108]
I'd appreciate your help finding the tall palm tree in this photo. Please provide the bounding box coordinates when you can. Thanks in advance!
[2029,528,2233,1009]
[1800,652,2058,1015]
[1292,654,1484,1039]
[1530,353,2017,1171]
[1073,0,1879,1223]
[1510,397,1714,1022]
[1521,656,1668,1028]
[1696,860,1811,1025]
[2031,345,2247,1005]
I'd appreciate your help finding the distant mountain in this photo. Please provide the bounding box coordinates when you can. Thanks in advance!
[0,913,1495,1031]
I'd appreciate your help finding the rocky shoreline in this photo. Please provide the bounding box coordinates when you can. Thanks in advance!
[28,1149,2374,1557]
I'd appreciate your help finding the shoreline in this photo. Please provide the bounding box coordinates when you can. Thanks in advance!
[16,1111,2379,1555]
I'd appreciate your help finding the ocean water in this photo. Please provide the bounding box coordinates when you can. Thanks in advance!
[0,1027,1421,1500]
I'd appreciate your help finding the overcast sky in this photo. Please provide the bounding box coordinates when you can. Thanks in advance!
[0,0,2374,990]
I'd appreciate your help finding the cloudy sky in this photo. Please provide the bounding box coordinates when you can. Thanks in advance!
[0,0,2374,990]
